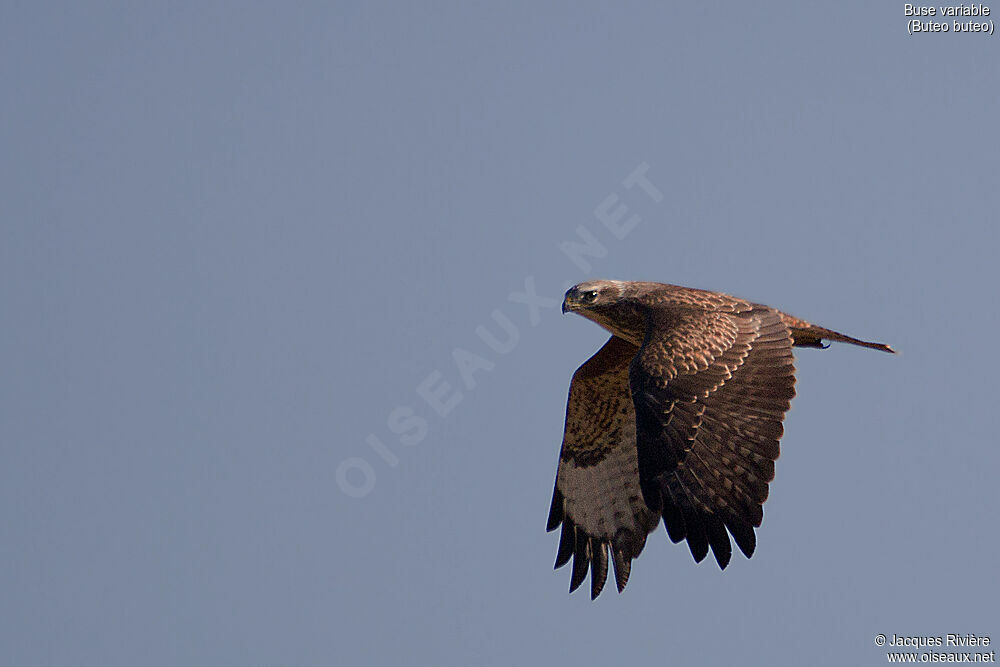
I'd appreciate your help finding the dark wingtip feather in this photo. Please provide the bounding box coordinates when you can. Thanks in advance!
[687,529,709,563]
[678,500,709,562]
[660,494,687,543]
[590,541,609,600]
[569,532,590,593]
[546,487,564,532]
[610,546,631,593]
[705,515,732,569]
[727,518,756,559]
[555,521,574,569]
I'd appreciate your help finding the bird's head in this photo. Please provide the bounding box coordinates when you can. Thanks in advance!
[562,280,626,314]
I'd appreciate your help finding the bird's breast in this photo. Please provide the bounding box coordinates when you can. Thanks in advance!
[581,306,646,347]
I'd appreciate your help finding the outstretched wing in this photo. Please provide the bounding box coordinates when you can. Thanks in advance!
[628,307,796,568]
[547,336,659,599]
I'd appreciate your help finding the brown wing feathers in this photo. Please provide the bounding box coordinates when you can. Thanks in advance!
[627,308,795,571]
[547,336,657,598]
[669,311,795,563]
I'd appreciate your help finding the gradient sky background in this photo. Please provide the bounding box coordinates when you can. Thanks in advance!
[3,3,998,666]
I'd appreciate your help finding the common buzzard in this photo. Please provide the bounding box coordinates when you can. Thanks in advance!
[547,280,893,598]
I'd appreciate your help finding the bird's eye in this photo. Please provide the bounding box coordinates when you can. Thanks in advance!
[581,290,599,303]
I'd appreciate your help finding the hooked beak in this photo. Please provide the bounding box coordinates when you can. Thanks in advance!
[561,290,576,314]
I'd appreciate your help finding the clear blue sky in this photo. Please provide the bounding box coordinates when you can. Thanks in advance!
[2,3,998,666]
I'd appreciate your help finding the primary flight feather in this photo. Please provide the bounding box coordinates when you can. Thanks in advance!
[547,280,893,599]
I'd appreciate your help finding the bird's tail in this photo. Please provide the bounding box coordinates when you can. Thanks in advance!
[778,313,895,354]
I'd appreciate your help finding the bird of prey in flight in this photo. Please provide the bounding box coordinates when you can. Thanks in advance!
[547,280,893,599]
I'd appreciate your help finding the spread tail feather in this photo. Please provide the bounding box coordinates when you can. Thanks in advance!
[778,313,895,354]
